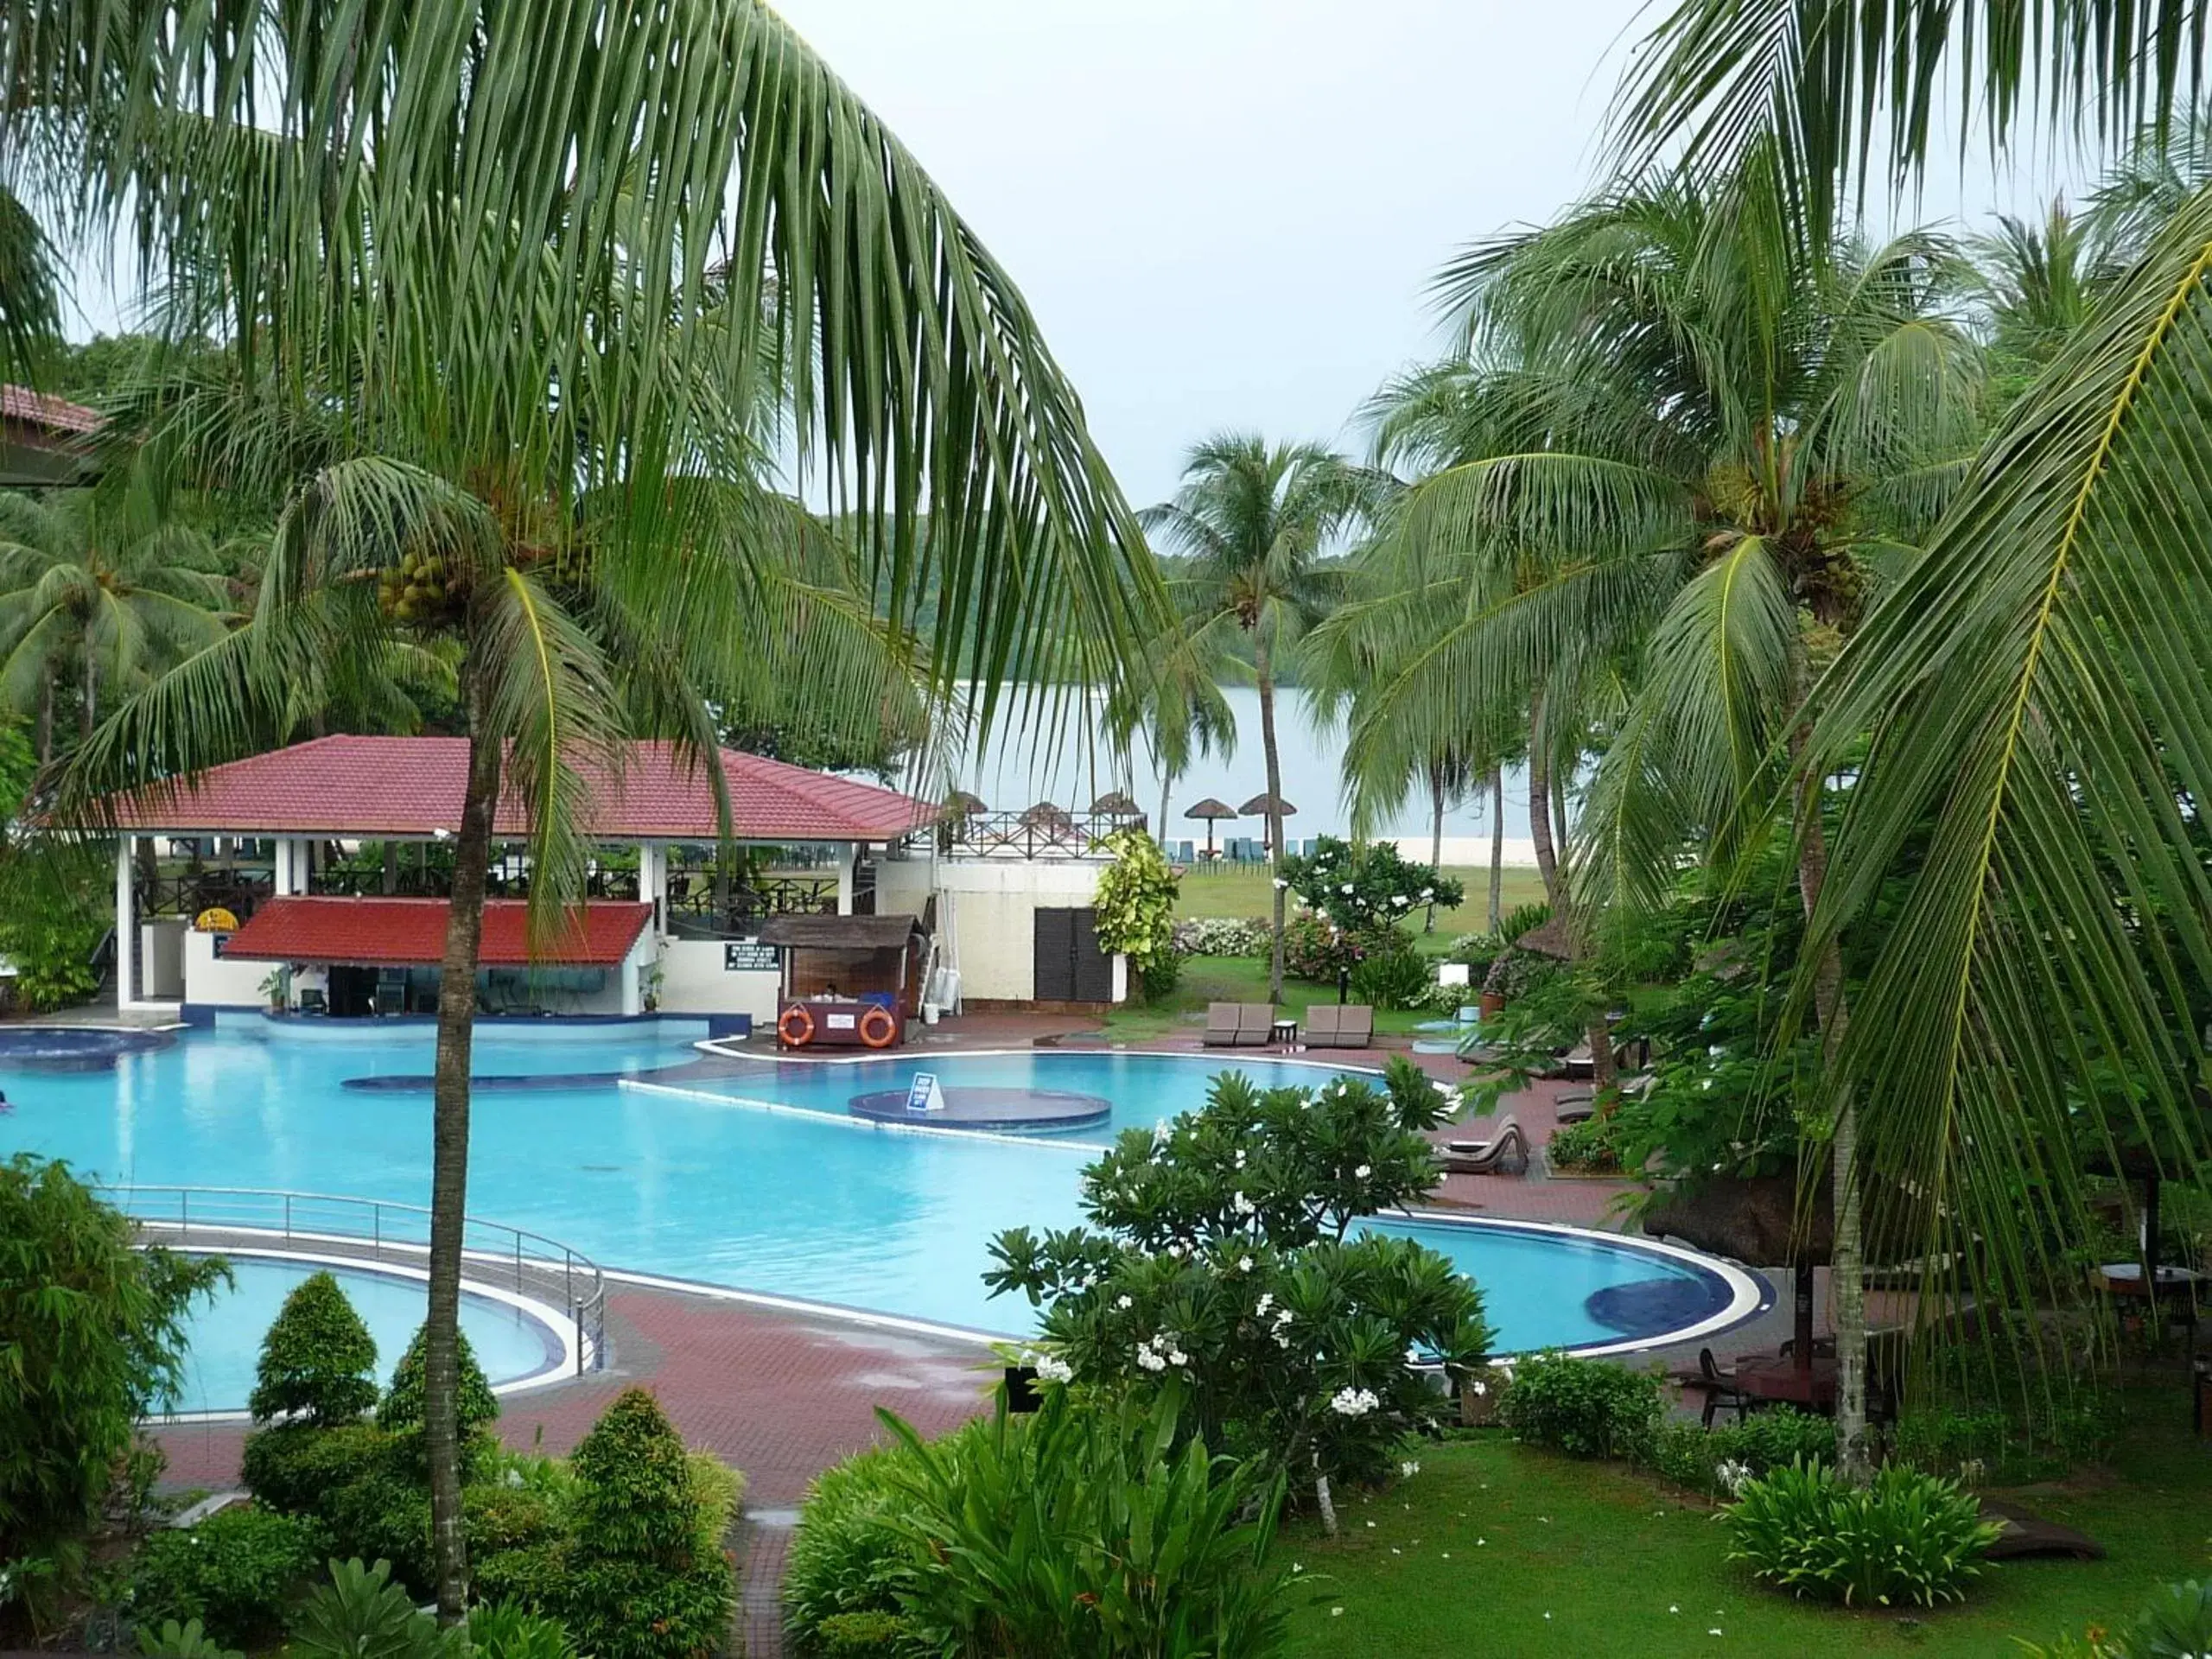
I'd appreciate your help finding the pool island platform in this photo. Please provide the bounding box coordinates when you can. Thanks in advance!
[846,1084,1111,1132]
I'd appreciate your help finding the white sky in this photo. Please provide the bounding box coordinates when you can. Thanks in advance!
[67,1,2070,510]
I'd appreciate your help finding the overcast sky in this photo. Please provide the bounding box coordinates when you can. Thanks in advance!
[67,1,2063,511]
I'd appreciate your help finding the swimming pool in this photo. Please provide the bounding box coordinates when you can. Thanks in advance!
[165,1255,567,1416]
[0,1018,1758,1350]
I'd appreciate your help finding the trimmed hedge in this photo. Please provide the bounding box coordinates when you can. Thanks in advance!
[249,1271,378,1426]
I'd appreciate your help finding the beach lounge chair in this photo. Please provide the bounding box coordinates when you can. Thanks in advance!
[1554,1087,1596,1124]
[1555,1041,1595,1079]
[1440,1116,1529,1175]
[1336,1004,1373,1047]
[1204,1002,1240,1047]
[1306,1004,1340,1045]
[1235,1003,1276,1046]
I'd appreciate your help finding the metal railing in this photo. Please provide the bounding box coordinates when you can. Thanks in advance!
[107,1185,606,1376]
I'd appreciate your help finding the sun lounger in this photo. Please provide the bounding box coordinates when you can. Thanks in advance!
[1440,1116,1529,1175]
[1203,1002,1240,1047]
[1235,1003,1276,1046]
[1554,1086,1596,1124]
[1307,1004,1372,1049]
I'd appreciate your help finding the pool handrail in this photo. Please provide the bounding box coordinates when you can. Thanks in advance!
[105,1183,605,1377]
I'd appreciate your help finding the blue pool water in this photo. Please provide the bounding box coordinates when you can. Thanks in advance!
[168,1255,562,1415]
[0,1018,1744,1348]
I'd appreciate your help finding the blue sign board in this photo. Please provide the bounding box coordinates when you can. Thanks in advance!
[906,1072,942,1115]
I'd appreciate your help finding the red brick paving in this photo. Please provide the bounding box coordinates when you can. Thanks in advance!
[146,1019,1707,1656]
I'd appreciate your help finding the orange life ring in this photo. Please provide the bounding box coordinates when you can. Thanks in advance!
[858,1005,898,1049]
[777,1003,816,1048]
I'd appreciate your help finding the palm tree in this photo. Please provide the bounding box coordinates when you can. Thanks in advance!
[0,490,235,759]
[1351,169,1982,1470]
[4,0,1166,1618]
[1143,436,1366,999]
[0,186,57,388]
[1618,0,2212,1471]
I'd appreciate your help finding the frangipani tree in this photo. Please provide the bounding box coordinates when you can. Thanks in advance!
[3,0,1166,1618]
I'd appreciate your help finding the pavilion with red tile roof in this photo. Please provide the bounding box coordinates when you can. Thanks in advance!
[106,736,938,1022]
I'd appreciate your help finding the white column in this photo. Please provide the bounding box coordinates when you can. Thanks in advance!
[639,842,665,934]
[836,847,855,916]
[115,833,137,1007]
[272,837,294,896]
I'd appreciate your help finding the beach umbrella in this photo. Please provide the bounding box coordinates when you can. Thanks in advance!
[943,789,988,818]
[1090,789,1142,819]
[1184,797,1236,856]
[1240,791,1296,854]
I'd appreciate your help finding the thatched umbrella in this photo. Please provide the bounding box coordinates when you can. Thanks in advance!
[1240,791,1296,855]
[944,789,988,818]
[1020,800,1073,829]
[1090,789,1143,820]
[1183,797,1236,856]
[1646,1174,1834,1369]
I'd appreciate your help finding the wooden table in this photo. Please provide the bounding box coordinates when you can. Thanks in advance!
[1732,1354,1840,1412]
[1271,1020,1300,1049]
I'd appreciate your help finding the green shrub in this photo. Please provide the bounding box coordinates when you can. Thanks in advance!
[128,1505,326,1646]
[288,1557,460,1659]
[323,1467,433,1595]
[1721,1459,2002,1607]
[465,1601,579,1659]
[465,1487,563,1559]
[2018,1580,2212,1657]
[561,1390,736,1659]
[470,1541,571,1614]
[1279,915,1361,982]
[1646,1408,1834,1496]
[1,1154,228,1617]
[684,1453,746,1559]
[134,1617,242,1659]
[240,1422,391,1516]
[1497,1352,1662,1459]
[784,1441,923,1645]
[1545,1115,1622,1173]
[377,1325,500,1438]
[1347,939,1432,1010]
[1888,1396,2111,1485]
[250,1271,379,1426]
[812,1611,916,1656]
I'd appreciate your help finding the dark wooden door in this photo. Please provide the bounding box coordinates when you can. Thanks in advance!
[1034,906,1112,1001]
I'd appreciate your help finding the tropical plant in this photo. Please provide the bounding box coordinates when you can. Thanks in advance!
[1721,1459,2002,1608]
[874,1390,1296,1659]
[1496,1351,1664,1460]
[1279,835,1461,933]
[986,1060,1491,1529]
[287,1558,462,1659]
[0,1155,228,1624]
[460,1604,577,1659]
[783,1436,944,1650]
[127,1506,327,1648]
[250,1271,379,1427]
[0,185,57,388]
[6,0,1167,1621]
[134,1617,243,1659]
[1143,436,1372,998]
[1089,827,1181,995]
[0,490,235,760]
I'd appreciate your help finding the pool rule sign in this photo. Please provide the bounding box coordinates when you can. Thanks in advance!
[906,1072,945,1115]
[723,939,777,971]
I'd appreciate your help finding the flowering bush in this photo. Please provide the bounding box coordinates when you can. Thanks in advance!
[1172,917,1274,959]
[985,1060,1491,1519]
[1279,837,1462,932]
[1279,915,1368,982]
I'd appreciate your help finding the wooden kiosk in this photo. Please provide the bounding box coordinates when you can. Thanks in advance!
[765,912,927,1050]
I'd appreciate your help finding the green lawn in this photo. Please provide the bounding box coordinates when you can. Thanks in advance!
[1174,864,1549,936]
[1278,1401,2212,1657]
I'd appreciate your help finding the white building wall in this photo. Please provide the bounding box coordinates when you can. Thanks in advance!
[876,856,1121,1004]
[184,928,278,1009]
[658,938,781,1023]
[141,920,188,1000]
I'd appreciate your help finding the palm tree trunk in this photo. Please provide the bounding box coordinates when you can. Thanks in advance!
[1255,634,1287,1002]
[1425,760,1446,932]
[1158,765,1173,851]
[1486,765,1503,931]
[1792,743,1866,1482]
[426,668,501,1621]
[1527,693,1616,1092]
[79,651,94,743]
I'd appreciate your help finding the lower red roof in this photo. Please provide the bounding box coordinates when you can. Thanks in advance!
[219,898,652,967]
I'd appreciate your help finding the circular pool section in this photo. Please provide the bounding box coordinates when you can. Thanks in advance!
[847,1086,1111,1133]
[0,1026,173,1071]
[162,1255,567,1416]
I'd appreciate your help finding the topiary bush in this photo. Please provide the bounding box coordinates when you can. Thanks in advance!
[1721,1460,2002,1607]
[250,1271,379,1426]
[240,1421,391,1517]
[377,1325,500,1438]
[127,1505,327,1647]
[560,1389,735,1659]
[1497,1352,1663,1460]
